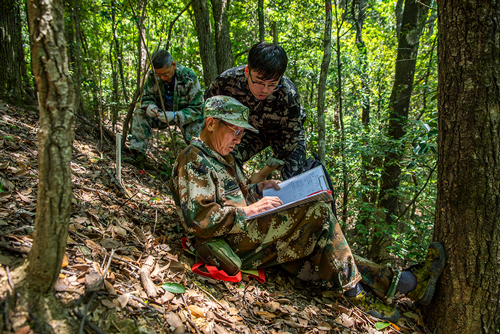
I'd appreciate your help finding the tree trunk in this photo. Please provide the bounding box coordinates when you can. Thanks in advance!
[27,0,74,294]
[110,44,119,131]
[211,0,234,73]
[73,0,84,114]
[258,0,265,42]
[369,0,431,263]
[191,0,218,86]
[333,2,348,225]
[352,0,374,243]
[0,0,31,104]
[112,0,129,102]
[426,2,500,333]
[316,0,332,165]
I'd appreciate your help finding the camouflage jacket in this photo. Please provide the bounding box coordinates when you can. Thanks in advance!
[141,64,204,128]
[169,137,262,241]
[204,65,307,167]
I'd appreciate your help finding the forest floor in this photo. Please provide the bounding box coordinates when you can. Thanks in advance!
[0,100,430,334]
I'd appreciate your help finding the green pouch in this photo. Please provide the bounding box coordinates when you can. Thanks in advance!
[195,239,242,276]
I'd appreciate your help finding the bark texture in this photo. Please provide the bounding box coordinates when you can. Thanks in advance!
[427,2,500,333]
[27,0,74,293]
[191,0,218,86]
[316,0,332,165]
[211,0,234,73]
[0,0,30,103]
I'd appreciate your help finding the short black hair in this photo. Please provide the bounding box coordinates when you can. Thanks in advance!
[247,42,288,81]
[151,49,174,69]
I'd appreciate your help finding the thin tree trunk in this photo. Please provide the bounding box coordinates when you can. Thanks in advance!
[351,0,375,239]
[334,2,348,225]
[316,0,332,165]
[191,0,218,86]
[211,0,234,73]
[27,0,74,293]
[110,44,119,131]
[258,0,265,42]
[427,2,500,332]
[0,0,31,104]
[73,0,84,114]
[369,0,431,263]
[112,0,129,102]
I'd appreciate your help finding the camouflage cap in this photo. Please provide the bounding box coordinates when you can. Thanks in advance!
[204,95,259,133]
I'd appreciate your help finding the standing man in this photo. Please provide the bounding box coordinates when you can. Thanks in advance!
[204,42,307,182]
[128,49,204,167]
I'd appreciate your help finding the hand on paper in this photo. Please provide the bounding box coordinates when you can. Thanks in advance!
[258,179,281,193]
[243,196,283,218]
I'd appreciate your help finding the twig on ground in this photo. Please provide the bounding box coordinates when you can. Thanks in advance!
[182,294,201,334]
[73,309,107,334]
[79,292,96,334]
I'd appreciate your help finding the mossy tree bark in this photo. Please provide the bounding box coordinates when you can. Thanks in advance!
[27,0,74,294]
[426,2,500,333]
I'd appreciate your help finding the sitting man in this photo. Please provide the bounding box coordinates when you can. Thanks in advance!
[169,95,445,321]
[128,49,204,167]
[205,42,307,183]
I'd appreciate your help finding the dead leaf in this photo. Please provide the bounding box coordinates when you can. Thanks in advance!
[116,293,130,308]
[317,322,332,331]
[14,325,30,334]
[68,264,90,272]
[61,254,69,268]
[255,310,276,320]
[189,304,205,318]
[101,298,116,308]
[104,280,116,295]
[339,313,354,327]
[166,312,184,328]
[55,278,68,292]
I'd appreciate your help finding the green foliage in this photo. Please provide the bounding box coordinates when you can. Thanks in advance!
[18,0,440,264]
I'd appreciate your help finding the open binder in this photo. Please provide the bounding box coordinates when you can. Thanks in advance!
[246,165,334,219]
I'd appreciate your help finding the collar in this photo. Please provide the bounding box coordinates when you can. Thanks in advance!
[190,137,235,166]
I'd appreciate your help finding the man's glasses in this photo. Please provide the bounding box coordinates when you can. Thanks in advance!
[219,120,245,138]
[248,72,282,91]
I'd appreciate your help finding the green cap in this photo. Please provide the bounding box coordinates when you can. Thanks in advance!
[204,95,259,134]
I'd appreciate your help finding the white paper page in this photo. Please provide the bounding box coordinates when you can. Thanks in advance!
[262,166,329,204]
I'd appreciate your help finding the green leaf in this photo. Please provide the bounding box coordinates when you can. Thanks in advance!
[375,322,391,330]
[161,283,185,294]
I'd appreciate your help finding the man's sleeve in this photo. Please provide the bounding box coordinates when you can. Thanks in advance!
[173,152,247,239]
[176,70,204,127]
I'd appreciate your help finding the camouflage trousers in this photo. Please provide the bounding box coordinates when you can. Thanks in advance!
[226,201,395,294]
[129,108,202,155]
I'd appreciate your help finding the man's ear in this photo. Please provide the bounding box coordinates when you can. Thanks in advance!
[206,117,216,131]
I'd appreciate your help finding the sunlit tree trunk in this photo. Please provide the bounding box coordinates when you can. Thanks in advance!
[0,0,31,104]
[211,0,234,73]
[369,0,431,263]
[27,0,74,293]
[426,2,500,333]
[258,0,265,42]
[316,0,332,165]
[191,0,218,86]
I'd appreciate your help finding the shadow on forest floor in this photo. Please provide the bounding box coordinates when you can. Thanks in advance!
[0,100,429,334]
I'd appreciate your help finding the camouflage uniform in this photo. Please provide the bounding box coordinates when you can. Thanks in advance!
[169,137,396,293]
[204,65,307,179]
[130,64,204,154]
